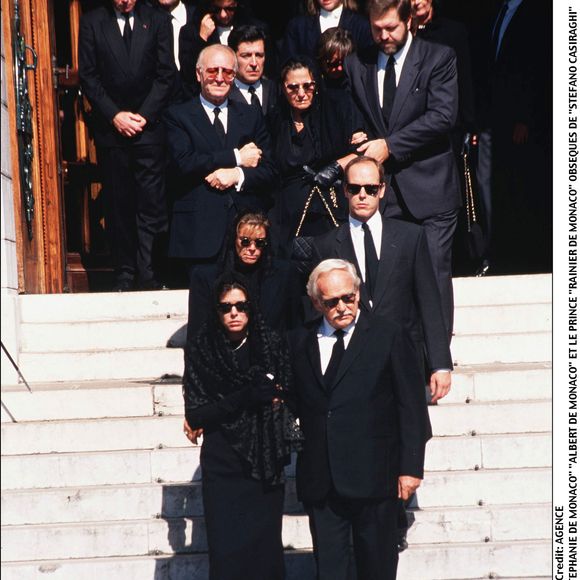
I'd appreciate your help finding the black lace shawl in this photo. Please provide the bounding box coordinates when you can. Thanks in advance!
[183,303,300,486]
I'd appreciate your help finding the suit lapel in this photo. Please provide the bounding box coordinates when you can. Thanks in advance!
[363,56,387,136]
[329,314,370,392]
[389,39,421,129]
[102,11,130,75]
[225,101,245,148]
[306,328,325,392]
[191,99,223,149]
[129,5,149,73]
[372,217,400,307]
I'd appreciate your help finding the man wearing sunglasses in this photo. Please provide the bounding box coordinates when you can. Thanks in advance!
[344,0,461,339]
[288,258,429,580]
[164,44,275,276]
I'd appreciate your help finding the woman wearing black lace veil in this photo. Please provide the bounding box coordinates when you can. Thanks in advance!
[183,273,301,580]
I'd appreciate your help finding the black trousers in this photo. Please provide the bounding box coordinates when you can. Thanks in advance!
[385,180,458,340]
[305,495,399,580]
[98,144,168,284]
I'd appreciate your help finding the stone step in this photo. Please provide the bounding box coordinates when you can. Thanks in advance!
[1,467,551,527]
[0,399,550,456]
[1,362,551,422]
[452,274,550,307]
[18,300,550,355]
[0,539,551,579]
[0,432,550,493]
[453,302,550,335]
[451,331,551,365]
[1,503,550,563]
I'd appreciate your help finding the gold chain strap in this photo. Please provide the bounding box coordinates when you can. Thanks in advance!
[463,152,477,232]
[295,185,340,237]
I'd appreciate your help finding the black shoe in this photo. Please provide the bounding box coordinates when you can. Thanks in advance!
[475,259,490,277]
[112,279,133,292]
[139,279,169,291]
[397,530,409,553]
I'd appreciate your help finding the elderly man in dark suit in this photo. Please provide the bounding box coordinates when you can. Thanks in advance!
[227,25,278,117]
[79,0,176,291]
[345,0,461,337]
[163,44,276,275]
[288,257,429,580]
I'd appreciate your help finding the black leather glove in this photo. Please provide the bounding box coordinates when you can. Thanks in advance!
[245,368,280,405]
[313,161,342,189]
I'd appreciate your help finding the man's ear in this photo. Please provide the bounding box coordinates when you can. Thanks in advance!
[196,67,202,83]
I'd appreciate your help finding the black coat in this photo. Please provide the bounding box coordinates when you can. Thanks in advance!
[228,78,279,118]
[78,2,176,147]
[164,97,276,259]
[281,9,373,63]
[312,216,452,372]
[288,312,429,503]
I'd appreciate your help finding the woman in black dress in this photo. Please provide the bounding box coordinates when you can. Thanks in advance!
[268,58,364,255]
[183,274,300,580]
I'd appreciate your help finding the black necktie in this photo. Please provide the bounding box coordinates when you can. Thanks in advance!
[248,85,261,109]
[324,330,345,389]
[213,107,226,145]
[362,222,379,302]
[491,1,509,59]
[122,14,132,53]
[381,55,396,127]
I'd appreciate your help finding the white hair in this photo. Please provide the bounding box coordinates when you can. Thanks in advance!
[307,259,360,301]
[196,44,238,72]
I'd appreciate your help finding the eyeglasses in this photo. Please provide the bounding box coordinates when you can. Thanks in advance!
[285,81,316,93]
[321,292,356,310]
[325,58,343,68]
[217,300,250,314]
[345,183,382,196]
[203,67,236,81]
[210,5,237,14]
[239,237,268,249]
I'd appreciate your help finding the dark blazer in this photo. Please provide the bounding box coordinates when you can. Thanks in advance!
[288,312,429,503]
[187,258,303,337]
[345,37,462,219]
[281,9,373,63]
[228,78,279,117]
[312,217,452,371]
[163,98,276,259]
[79,2,176,147]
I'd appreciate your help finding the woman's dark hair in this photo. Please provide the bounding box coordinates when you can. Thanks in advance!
[280,57,318,85]
[317,27,355,66]
[306,0,360,16]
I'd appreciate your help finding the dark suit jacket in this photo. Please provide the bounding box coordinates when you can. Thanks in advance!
[79,2,176,147]
[312,217,452,371]
[345,37,461,219]
[281,9,373,63]
[228,78,279,117]
[288,312,429,503]
[163,98,276,259]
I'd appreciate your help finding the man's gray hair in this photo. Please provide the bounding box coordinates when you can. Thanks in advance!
[196,44,238,72]
[307,259,361,301]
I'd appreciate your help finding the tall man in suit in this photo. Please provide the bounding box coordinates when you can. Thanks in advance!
[79,0,176,291]
[227,25,278,117]
[289,258,429,580]
[163,44,276,273]
[345,0,461,337]
[313,156,452,402]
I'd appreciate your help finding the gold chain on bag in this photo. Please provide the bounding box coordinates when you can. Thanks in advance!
[295,185,340,237]
[463,152,477,232]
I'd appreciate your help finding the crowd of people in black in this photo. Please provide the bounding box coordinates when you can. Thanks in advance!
[77,0,550,578]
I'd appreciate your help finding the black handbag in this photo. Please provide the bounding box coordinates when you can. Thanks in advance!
[462,149,486,261]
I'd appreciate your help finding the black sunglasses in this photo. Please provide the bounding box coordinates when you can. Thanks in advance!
[345,183,382,196]
[239,237,268,249]
[217,300,250,314]
[285,81,316,93]
[321,293,356,309]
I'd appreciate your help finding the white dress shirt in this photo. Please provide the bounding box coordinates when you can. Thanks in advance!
[168,1,187,68]
[115,10,134,34]
[317,311,359,374]
[377,31,412,107]
[349,212,382,284]
[199,95,245,190]
[234,79,264,106]
[319,5,343,33]
[217,25,233,45]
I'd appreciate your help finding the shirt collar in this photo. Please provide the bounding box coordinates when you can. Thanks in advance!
[320,5,343,21]
[170,1,187,25]
[199,94,228,112]
[234,78,262,92]
[318,309,360,338]
[349,210,382,230]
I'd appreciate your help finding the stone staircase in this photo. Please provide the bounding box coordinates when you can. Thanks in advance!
[1,275,552,579]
